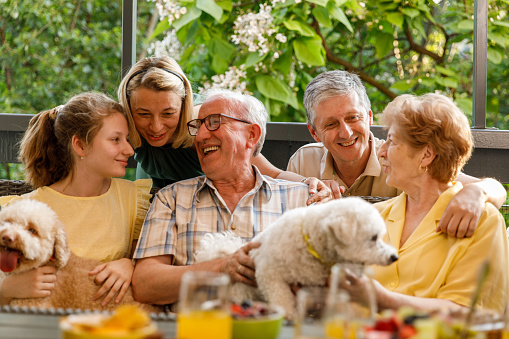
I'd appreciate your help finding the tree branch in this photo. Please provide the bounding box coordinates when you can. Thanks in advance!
[404,26,445,64]
[311,19,397,100]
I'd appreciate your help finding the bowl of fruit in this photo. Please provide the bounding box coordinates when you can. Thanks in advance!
[231,301,285,339]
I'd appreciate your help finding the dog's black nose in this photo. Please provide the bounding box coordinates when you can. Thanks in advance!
[390,254,398,263]
[2,234,13,244]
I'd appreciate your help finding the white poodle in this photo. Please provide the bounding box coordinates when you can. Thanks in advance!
[194,197,398,320]
[0,199,160,312]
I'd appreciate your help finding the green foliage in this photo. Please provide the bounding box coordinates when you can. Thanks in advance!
[146,0,508,126]
[0,0,153,114]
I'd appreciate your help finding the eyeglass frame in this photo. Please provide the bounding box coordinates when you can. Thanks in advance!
[187,113,251,136]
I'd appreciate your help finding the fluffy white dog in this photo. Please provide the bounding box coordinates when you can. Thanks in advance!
[194,197,398,319]
[0,199,160,312]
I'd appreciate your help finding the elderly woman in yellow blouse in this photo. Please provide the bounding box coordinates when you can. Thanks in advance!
[370,93,509,313]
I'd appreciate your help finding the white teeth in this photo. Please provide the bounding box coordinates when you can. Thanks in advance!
[340,140,355,146]
[204,146,219,154]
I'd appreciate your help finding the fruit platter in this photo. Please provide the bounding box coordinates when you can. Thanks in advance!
[362,307,505,339]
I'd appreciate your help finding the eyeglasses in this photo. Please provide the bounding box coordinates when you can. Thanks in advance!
[187,113,251,136]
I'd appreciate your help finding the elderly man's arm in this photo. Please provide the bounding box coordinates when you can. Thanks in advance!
[132,242,260,305]
[438,173,507,238]
[252,153,338,203]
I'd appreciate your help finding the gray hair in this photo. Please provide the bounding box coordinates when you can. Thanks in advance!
[201,89,268,157]
[303,71,371,128]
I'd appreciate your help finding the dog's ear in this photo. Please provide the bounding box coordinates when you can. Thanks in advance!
[325,216,357,246]
[53,222,70,268]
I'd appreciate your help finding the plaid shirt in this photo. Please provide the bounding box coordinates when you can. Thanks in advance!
[134,166,310,265]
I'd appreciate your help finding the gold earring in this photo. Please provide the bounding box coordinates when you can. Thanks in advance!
[419,165,427,173]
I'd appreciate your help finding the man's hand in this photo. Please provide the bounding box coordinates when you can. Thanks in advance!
[220,242,261,287]
[304,178,344,205]
[437,184,485,238]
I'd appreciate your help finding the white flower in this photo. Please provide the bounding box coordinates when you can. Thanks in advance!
[202,66,251,94]
[147,29,183,60]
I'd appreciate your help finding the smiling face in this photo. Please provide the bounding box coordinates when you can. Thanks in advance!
[308,92,373,170]
[194,97,254,181]
[82,112,134,179]
[130,87,182,147]
[378,124,422,191]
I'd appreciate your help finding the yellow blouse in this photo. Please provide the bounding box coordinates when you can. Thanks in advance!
[1,179,151,262]
[373,182,509,313]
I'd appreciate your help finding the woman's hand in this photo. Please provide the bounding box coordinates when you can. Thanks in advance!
[220,242,261,287]
[89,258,134,306]
[437,184,485,238]
[0,266,57,304]
[304,177,344,205]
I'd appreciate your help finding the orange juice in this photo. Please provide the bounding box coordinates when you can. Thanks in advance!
[177,309,232,339]
[325,316,346,338]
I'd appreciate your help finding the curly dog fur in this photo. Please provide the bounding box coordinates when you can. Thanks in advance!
[194,197,398,319]
[0,199,160,312]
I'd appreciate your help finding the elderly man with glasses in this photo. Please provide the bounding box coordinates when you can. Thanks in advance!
[131,89,315,307]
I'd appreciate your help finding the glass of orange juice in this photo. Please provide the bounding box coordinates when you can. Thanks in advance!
[177,271,232,339]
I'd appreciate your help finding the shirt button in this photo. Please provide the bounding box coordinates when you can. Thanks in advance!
[390,282,396,287]
[230,225,236,230]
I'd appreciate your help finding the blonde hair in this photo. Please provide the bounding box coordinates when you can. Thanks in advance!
[380,93,473,183]
[19,92,124,188]
[118,56,194,149]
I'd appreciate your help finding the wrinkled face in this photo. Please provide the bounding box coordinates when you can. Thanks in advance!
[194,97,253,181]
[130,88,182,147]
[378,124,421,191]
[83,113,134,179]
[309,93,373,169]
[0,200,69,274]
[323,198,398,266]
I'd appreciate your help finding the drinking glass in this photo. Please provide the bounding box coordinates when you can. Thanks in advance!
[294,287,330,339]
[328,263,377,339]
[177,271,232,339]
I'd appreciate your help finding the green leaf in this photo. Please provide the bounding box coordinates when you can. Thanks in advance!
[209,36,234,59]
[488,32,509,48]
[184,20,199,45]
[390,80,414,91]
[379,2,399,11]
[386,12,404,29]
[255,75,299,109]
[312,6,332,28]
[216,0,233,12]
[245,52,267,68]
[173,7,202,31]
[492,20,509,28]
[196,0,223,22]
[148,20,169,41]
[401,7,420,19]
[211,56,229,74]
[487,46,503,64]
[435,76,458,89]
[283,20,316,37]
[307,0,329,7]
[329,6,353,33]
[374,33,393,59]
[273,48,293,75]
[293,36,325,66]
[435,65,456,77]
[457,20,474,31]
[455,98,473,116]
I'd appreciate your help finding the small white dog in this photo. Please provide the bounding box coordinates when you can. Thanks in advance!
[0,199,160,312]
[195,197,398,319]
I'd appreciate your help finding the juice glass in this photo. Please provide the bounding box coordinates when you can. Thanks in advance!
[177,271,232,339]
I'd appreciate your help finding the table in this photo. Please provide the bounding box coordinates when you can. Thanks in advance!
[0,307,295,339]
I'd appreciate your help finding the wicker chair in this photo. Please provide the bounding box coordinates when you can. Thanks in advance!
[0,179,34,197]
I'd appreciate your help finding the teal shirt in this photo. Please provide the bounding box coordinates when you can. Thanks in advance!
[134,140,203,189]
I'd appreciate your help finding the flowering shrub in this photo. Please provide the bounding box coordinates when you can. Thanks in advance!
[147,0,509,122]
